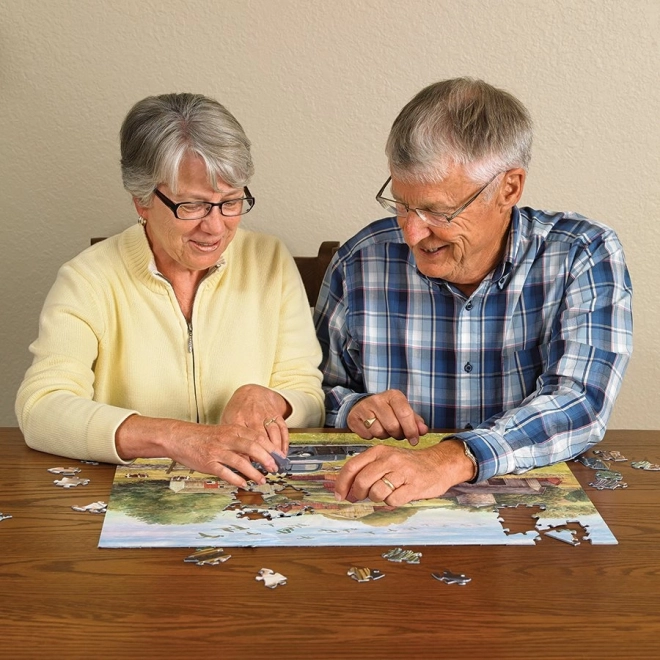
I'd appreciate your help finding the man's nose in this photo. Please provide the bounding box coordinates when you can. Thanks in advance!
[401,210,432,244]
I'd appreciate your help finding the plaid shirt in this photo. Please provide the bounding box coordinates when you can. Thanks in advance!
[314,207,633,481]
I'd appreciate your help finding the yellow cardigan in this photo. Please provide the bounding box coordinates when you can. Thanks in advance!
[16,224,325,463]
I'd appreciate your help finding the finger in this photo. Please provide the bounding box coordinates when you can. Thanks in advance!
[265,416,289,455]
[367,475,398,503]
[219,453,270,486]
[385,396,422,443]
[367,405,405,440]
[334,447,379,499]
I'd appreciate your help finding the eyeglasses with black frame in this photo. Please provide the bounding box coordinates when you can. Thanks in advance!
[153,187,255,220]
[375,172,501,228]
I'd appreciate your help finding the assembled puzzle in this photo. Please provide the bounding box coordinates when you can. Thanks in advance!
[98,432,617,548]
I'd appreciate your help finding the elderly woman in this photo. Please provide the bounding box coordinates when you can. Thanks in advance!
[16,93,324,488]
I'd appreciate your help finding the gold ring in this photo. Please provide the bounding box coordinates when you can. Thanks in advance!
[364,417,377,429]
[264,417,277,427]
[381,477,395,491]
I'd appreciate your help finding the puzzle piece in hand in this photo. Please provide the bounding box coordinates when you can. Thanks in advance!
[48,466,82,475]
[382,547,422,564]
[71,501,107,514]
[256,568,287,588]
[631,461,660,471]
[593,449,627,462]
[54,476,90,488]
[347,567,386,582]
[432,570,471,586]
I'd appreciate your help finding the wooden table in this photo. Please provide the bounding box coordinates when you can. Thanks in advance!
[1,427,660,659]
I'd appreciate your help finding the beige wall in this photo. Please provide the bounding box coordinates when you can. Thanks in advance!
[1,0,658,428]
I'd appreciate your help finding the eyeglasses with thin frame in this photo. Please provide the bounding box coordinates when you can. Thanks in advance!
[375,172,502,227]
[153,187,255,220]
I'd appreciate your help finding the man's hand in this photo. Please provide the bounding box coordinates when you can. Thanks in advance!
[347,389,428,445]
[220,384,292,455]
[333,439,476,506]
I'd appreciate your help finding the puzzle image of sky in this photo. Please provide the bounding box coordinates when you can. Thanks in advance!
[98,433,617,548]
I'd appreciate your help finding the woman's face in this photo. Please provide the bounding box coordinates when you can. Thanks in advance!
[134,153,244,278]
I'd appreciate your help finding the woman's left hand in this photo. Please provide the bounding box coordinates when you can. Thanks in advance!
[221,384,291,455]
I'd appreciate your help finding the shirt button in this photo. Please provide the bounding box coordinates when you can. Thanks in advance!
[465,301,473,311]
[464,362,473,373]
[465,423,474,430]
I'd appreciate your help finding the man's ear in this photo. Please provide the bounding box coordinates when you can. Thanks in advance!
[498,168,526,210]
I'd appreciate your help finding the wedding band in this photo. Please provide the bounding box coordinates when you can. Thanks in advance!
[264,417,277,427]
[364,417,377,429]
[381,477,396,491]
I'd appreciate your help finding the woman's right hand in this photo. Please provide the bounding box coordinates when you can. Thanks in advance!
[115,415,284,489]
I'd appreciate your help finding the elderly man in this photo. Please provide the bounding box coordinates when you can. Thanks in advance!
[315,77,632,505]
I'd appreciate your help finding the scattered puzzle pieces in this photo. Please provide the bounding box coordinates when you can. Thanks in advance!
[0,512,12,522]
[382,548,422,564]
[53,476,90,488]
[71,501,107,514]
[348,567,386,582]
[256,568,287,588]
[48,466,81,475]
[432,570,471,586]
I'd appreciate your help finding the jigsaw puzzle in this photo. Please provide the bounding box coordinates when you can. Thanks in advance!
[98,433,617,548]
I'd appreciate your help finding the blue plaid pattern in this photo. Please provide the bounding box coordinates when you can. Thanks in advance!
[314,207,633,480]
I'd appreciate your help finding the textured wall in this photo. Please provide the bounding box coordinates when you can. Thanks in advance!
[1,0,658,427]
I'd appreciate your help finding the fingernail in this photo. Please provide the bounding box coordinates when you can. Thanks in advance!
[334,491,342,501]
[409,437,419,446]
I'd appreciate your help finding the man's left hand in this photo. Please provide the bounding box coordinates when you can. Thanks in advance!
[333,439,476,506]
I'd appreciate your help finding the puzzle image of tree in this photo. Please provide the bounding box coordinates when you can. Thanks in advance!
[98,433,617,548]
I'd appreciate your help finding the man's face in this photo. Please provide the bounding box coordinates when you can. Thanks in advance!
[391,167,514,294]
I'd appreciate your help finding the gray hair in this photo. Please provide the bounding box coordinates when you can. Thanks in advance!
[386,78,532,186]
[120,93,254,205]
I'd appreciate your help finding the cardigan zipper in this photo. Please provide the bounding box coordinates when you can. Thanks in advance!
[187,321,200,423]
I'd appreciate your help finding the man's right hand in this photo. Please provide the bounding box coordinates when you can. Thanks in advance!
[346,389,428,445]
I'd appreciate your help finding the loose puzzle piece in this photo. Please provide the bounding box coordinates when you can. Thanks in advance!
[71,501,107,514]
[631,461,660,471]
[348,567,386,582]
[48,466,81,475]
[80,460,99,465]
[432,570,471,586]
[593,450,627,462]
[54,476,90,488]
[256,568,287,588]
[589,477,628,490]
[575,455,609,470]
[382,547,422,564]
[0,512,12,522]
[595,470,622,481]
[544,528,580,545]
[184,547,232,565]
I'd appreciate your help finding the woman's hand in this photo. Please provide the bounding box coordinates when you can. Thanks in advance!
[220,384,292,455]
[115,414,285,489]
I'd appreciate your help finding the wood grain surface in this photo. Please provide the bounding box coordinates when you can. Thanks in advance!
[1,428,659,659]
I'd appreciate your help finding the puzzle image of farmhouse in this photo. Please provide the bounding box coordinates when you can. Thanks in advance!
[98,433,617,548]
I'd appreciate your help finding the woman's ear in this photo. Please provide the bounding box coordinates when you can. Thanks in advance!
[132,197,150,220]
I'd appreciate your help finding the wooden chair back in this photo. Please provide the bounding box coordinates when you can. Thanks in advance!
[90,237,339,307]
